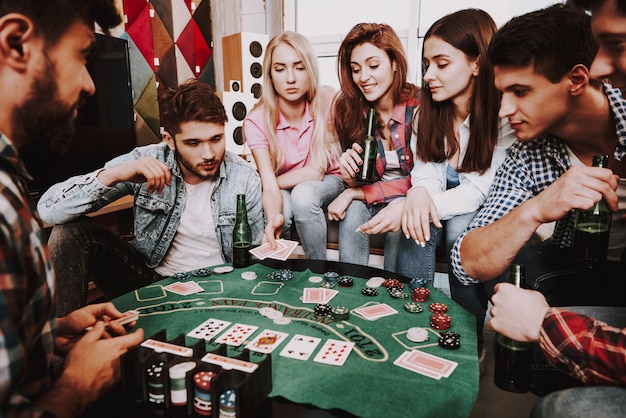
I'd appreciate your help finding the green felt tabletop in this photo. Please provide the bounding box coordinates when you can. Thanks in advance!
[113,262,479,418]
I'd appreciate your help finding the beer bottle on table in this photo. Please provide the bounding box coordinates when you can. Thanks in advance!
[574,154,611,268]
[493,264,531,393]
[233,194,252,268]
[357,107,377,184]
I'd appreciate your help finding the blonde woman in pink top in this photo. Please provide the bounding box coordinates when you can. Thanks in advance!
[243,31,344,260]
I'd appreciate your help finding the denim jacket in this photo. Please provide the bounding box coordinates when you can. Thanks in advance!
[37,142,264,267]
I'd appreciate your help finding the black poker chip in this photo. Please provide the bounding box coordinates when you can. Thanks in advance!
[192,268,212,277]
[173,271,191,280]
[361,287,379,296]
[314,303,332,316]
[266,269,294,281]
[438,331,461,350]
[337,276,354,287]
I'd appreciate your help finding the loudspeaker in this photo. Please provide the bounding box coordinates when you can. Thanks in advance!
[223,32,268,99]
[217,91,258,155]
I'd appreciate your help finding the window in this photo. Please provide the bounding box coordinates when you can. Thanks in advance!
[284,0,563,90]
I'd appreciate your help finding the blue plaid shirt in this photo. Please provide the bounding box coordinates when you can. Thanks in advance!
[0,135,57,416]
[451,83,626,284]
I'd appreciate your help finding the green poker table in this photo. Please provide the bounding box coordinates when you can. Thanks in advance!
[113,259,479,418]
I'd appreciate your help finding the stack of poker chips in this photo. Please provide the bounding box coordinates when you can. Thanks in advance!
[404,302,423,314]
[337,276,354,287]
[193,370,217,416]
[438,331,461,350]
[406,327,429,342]
[429,303,448,314]
[169,361,197,407]
[409,277,428,290]
[146,360,166,411]
[411,287,430,302]
[314,303,332,316]
[431,313,452,330]
[266,268,293,281]
[219,389,237,417]
[331,306,349,320]
[361,287,378,296]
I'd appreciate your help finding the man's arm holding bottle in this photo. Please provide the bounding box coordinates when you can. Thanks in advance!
[453,165,619,282]
[489,283,626,386]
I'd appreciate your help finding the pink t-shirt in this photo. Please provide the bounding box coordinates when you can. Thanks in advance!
[243,101,340,175]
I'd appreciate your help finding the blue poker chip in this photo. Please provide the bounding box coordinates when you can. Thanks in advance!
[192,268,212,277]
[173,271,191,280]
[409,277,428,290]
[323,271,340,283]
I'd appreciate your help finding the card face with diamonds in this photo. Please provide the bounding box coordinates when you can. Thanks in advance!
[214,323,259,346]
[279,334,322,361]
[245,329,289,354]
[313,338,355,366]
[187,318,231,340]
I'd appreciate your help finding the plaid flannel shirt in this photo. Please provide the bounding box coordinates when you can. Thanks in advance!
[0,134,56,416]
[451,83,626,284]
[361,94,420,205]
[540,308,626,386]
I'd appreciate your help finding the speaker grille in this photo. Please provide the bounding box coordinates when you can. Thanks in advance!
[251,83,263,99]
[250,62,263,79]
[249,41,263,58]
[233,126,244,146]
[231,101,248,121]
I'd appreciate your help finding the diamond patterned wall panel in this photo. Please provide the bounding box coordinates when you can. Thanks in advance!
[120,0,214,145]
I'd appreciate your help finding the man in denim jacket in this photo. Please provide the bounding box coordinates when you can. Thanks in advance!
[38,80,264,315]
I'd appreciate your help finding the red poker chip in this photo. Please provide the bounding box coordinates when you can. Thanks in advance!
[411,287,430,302]
[382,278,401,288]
[430,313,451,330]
[429,303,448,314]
[194,370,216,390]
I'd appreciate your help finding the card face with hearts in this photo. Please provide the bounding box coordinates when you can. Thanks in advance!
[279,334,322,361]
[187,318,232,341]
[353,303,398,320]
[245,329,289,354]
[164,281,203,296]
[214,323,259,346]
[313,338,355,366]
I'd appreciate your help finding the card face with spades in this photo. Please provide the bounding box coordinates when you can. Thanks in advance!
[279,334,322,361]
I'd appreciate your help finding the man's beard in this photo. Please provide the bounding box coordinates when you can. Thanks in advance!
[175,148,218,182]
[12,64,84,154]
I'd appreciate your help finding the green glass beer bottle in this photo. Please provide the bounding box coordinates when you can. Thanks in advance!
[358,108,377,184]
[493,264,531,393]
[574,155,611,268]
[233,194,252,268]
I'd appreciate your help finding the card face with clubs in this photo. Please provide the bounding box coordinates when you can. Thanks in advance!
[313,338,355,366]
[187,318,232,341]
[245,329,289,354]
[353,304,398,320]
[214,323,259,346]
[279,334,322,361]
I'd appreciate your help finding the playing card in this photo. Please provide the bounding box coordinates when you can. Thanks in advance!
[187,318,232,340]
[112,309,140,326]
[303,288,325,304]
[394,351,442,380]
[270,239,299,260]
[279,334,322,361]
[249,242,275,260]
[353,303,398,320]
[403,350,458,378]
[214,323,259,346]
[322,288,339,304]
[245,329,289,354]
[313,338,355,366]
[164,281,203,296]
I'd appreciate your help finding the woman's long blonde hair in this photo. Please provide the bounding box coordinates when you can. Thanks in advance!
[257,31,339,174]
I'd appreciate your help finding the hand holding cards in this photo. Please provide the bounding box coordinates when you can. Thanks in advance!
[249,239,299,261]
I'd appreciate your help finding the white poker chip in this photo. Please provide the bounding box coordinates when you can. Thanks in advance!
[273,317,291,325]
[365,276,386,288]
[308,275,324,283]
[241,271,257,281]
[406,327,429,343]
[213,266,234,274]
[259,307,275,317]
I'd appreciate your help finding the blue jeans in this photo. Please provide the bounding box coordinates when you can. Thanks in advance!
[531,386,626,418]
[282,175,345,260]
[47,218,162,316]
[338,200,414,275]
